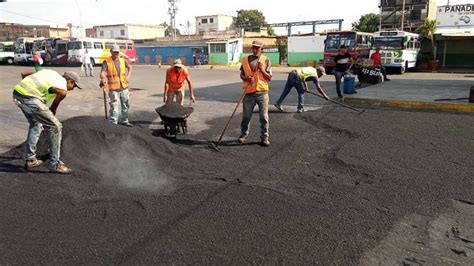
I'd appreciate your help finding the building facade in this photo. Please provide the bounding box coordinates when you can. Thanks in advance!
[195,15,234,35]
[380,0,437,32]
[94,24,165,40]
[0,23,69,41]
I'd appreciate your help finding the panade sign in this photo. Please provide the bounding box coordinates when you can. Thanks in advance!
[437,4,474,27]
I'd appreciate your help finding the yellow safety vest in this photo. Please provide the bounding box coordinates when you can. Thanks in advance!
[241,55,269,94]
[14,70,58,103]
[105,57,128,91]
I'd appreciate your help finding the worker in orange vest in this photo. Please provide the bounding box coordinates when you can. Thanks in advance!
[163,59,195,105]
[99,45,133,127]
[238,40,272,147]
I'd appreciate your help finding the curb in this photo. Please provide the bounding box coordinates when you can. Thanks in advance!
[344,97,474,113]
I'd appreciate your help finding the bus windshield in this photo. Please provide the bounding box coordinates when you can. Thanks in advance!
[325,34,356,51]
[67,41,82,50]
[373,37,404,50]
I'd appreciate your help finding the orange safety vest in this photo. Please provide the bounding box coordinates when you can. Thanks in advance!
[241,54,269,94]
[166,67,188,91]
[105,57,128,91]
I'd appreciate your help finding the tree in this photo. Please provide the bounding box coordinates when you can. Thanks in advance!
[416,19,437,60]
[267,26,276,36]
[352,13,380,33]
[234,9,267,31]
[160,22,180,37]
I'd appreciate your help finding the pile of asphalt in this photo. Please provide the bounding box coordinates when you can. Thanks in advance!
[0,108,473,264]
[155,102,194,119]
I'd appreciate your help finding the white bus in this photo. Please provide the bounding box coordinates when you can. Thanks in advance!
[371,31,421,74]
[0,41,15,64]
[67,38,136,65]
[13,37,45,64]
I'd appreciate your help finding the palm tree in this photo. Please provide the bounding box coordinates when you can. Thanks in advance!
[416,19,437,61]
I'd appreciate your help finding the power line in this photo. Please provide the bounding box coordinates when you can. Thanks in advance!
[1,9,71,25]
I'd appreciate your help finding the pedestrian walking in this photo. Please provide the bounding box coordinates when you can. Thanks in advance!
[274,66,329,113]
[334,45,353,98]
[99,44,133,127]
[12,69,82,174]
[33,51,43,72]
[163,59,195,105]
[82,49,93,77]
[238,40,272,147]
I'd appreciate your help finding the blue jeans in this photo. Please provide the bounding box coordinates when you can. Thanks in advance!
[276,70,304,110]
[108,88,130,124]
[13,94,63,168]
[83,63,93,76]
[241,92,269,140]
[334,71,345,96]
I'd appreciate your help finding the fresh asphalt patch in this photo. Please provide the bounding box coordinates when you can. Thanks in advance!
[0,107,473,264]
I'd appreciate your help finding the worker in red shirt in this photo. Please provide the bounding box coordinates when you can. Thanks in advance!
[370,47,390,81]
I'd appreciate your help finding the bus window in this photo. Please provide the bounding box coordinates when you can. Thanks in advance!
[105,42,115,49]
[57,43,67,54]
[94,42,103,49]
[118,43,126,49]
[67,41,82,50]
[83,41,93,49]
[126,42,133,49]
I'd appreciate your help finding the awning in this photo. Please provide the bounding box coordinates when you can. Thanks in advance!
[435,27,474,37]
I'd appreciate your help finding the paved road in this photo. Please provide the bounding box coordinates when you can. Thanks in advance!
[0,65,473,264]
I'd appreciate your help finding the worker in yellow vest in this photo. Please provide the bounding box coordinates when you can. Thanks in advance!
[238,40,272,147]
[12,69,82,174]
[100,44,133,127]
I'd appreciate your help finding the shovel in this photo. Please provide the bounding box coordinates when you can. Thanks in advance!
[306,90,365,114]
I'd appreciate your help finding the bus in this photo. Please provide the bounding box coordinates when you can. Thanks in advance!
[33,38,70,65]
[0,41,15,64]
[323,31,373,72]
[371,31,421,74]
[67,38,137,65]
[13,37,44,64]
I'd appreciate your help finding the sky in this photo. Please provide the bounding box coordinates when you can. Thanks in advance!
[0,0,467,35]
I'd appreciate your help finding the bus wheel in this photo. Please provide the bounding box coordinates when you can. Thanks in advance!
[399,66,406,74]
[6,57,14,65]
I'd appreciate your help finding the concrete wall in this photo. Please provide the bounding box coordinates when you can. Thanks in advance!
[288,35,325,66]
[196,15,234,33]
[96,25,165,40]
[208,38,243,65]
[240,52,280,66]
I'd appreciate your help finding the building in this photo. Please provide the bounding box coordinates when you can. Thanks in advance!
[93,24,165,40]
[380,0,437,32]
[0,23,69,41]
[136,40,208,65]
[195,15,235,35]
[434,3,474,69]
[287,35,326,66]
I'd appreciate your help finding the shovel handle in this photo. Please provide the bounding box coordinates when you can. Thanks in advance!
[306,91,364,114]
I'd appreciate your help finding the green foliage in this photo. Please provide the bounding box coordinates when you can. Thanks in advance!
[267,26,276,36]
[352,13,380,33]
[416,19,437,59]
[160,22,180,37]
[235,9,267,31]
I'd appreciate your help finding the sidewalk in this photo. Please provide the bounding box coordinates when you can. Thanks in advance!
[344,78,474,113]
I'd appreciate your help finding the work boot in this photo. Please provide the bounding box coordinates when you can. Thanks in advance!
[274,103,285,112]
[24,158,43,170]
[260,138,270,147]
[121,121,133,127]
[238,135,248,144]
[50,163,72,175]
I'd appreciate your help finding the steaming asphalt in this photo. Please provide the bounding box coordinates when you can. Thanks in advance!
[0,66,473,264]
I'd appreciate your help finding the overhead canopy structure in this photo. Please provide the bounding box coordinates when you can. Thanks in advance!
[267,19,344,36]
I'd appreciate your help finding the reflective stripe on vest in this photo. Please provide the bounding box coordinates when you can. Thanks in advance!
[296,67,317,82]
[14,74,54,103]
[106,57,128,90]
[241,55,269,94]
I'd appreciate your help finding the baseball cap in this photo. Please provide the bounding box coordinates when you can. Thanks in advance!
[111,44,120,53]
[251,40,263,48]
[63,71,82,89]
[316,66,326,76]
[173,58,184,68]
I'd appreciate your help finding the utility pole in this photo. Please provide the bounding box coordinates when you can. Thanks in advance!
[400,0,406,31]
[168,0,179,40]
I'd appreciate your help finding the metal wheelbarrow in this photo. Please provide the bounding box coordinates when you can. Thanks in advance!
[155,102,194,139]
